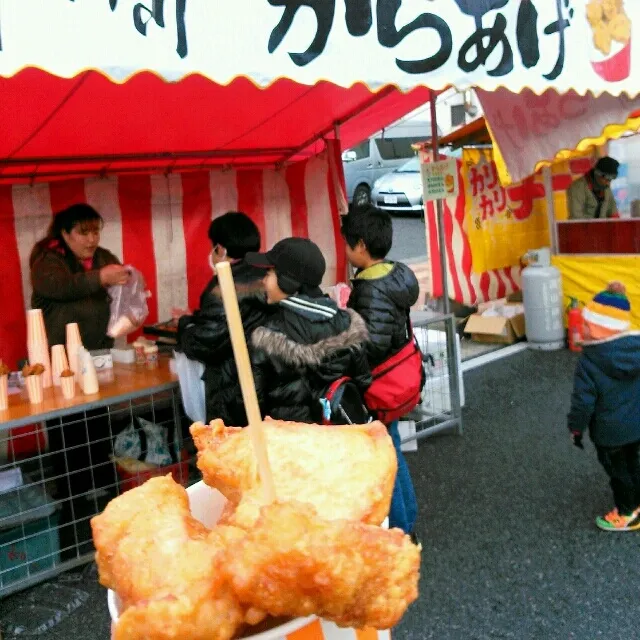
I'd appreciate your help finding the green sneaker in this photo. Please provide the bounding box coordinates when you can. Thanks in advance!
[595,507,640,532]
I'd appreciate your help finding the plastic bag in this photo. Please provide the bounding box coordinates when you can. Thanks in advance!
[173,351,206,423]
[107,266,150,338]
[113,416,173,467]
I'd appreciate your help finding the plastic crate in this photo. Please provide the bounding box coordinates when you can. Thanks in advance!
[0,512,60,592]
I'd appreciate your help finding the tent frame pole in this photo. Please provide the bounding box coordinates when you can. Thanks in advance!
[429,90,450,314]
[427,89,462,437]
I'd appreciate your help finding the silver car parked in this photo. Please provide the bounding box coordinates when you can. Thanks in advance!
[371,156,423,215]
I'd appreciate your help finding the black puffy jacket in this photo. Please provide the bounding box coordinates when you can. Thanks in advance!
[177,261,269,426]
[347,261,419,368]
[251,294,371,423]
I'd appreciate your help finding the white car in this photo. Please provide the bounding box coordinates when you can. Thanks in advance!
[371,157,423,215]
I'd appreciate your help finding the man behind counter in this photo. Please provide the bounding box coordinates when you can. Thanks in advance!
[567,156,620,220]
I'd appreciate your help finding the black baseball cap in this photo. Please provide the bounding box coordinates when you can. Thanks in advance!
[245,237,326,289]
[595,156,619,179]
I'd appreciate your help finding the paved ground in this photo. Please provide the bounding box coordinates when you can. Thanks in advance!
[3,348,638,639]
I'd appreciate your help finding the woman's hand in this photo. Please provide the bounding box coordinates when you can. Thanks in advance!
[100,264,131,287]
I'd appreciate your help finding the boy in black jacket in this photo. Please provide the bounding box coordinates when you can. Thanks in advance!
[341,206,420,535]
[568,282,640,532]
[245,237,371,424]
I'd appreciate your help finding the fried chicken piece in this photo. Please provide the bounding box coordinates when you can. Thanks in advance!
[609,13,631,43]
[226,501,421,630]
[191,419,397,528]
[91,476,251,640]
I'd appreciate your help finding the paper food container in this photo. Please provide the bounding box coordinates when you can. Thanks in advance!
[591,37,631,82]
[587,2,632,82]
[108,481,391,640]
[25,374,44,405]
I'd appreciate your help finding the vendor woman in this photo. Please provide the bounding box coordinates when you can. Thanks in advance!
[30,204,131,349]
[29,204,131,534]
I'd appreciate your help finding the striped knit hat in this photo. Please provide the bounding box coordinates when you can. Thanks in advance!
[582,282,631,340]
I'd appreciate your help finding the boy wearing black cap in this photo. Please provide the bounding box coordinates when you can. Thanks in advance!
[568,156,620,220]
[245,237,371,423]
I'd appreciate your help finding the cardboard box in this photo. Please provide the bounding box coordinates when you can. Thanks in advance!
[465,304,526,345]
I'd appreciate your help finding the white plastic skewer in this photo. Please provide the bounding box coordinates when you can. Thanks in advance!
[215,261,276,503]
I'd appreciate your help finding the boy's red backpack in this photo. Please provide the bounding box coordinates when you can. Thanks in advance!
[364,313,425,424]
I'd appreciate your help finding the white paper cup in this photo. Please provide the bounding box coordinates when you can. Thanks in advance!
[144,345,159,370]
[0,375,8,411]
[107,481,315,640]
[60,375,76,400]
[51,344,69,386]
[25,374,44,404]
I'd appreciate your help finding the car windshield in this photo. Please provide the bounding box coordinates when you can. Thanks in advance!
[396,156,420,173]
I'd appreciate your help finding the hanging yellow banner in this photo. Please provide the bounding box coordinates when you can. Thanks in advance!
[463,148,550,274]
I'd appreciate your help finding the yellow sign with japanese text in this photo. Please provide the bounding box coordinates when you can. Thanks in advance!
[463,148,551,274]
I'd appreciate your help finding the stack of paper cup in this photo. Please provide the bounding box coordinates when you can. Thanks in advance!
[25,373,44,404]
[79,347,99,395]
[60,372,76,400]
[0,374,8,411]
[66,323,83,380]
[51,345,69,387]
[27,309,52,388]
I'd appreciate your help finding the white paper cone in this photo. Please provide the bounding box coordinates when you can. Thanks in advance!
[27,309,47,345]
[66,323,83,378]
[108,315,136,338]
[28,342,52,389]
[60,375,76,400]
[51,344,69,386]
[26,374,44,405]
[80,349,99,395]
[0,375,8,411]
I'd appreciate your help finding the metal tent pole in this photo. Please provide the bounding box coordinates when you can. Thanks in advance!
[429,91,451,315]
[427,90,462,436]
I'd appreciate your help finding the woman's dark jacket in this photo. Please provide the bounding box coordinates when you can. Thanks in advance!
[177,261,268,426]
[30,242,120,350]
[250,294,371,423]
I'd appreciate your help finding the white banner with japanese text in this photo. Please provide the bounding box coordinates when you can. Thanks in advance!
[0,1,638,96]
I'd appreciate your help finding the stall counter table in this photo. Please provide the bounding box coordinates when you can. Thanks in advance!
[0,359,178,432]
[0,357,182,598]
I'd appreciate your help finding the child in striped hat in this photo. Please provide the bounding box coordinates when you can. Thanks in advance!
[581,281,631,341]
[568,282,640,531]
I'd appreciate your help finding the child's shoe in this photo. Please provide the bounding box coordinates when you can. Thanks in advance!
[595,507,640,532]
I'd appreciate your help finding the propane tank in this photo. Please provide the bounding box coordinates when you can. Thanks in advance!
[521,248,565,351]
[567,298,584,353]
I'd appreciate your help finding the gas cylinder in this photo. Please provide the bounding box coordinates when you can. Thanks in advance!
[521,248,565,351]
[567,298,584,352]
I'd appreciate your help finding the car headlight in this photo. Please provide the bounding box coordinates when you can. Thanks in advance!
[373,178,384,190]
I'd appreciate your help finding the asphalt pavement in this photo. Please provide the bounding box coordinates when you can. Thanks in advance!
[3,348,638,639]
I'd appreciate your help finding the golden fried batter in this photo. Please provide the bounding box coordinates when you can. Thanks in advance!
[191,419,397,528]
[92,476,250,640]
[226,501,421,630]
